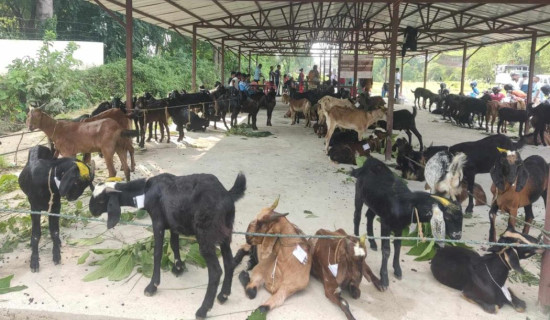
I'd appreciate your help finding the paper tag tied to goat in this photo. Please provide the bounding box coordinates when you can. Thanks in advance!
[293,245,308,264]
[134,194,145,209]
[362,143,370,151]
[431,204,446,247]
[328,263,339,277]
[501,285,512,302]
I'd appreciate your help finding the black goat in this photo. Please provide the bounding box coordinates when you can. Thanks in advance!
[264,88,276,126]
[458,94,491,129]
[392,137,424,181]
[391,107,423,151]
[527,101,550,146]
[232,91,260,130]
[352,157,463,289]
[411,87,436,110]
[497,108,528,138]
[18,145,94,272]
[90,101,113,117]
[89,172,246,319]
[211,86,238,130]
[167,90,210,141]
[449,134,518,214]
[327,129,370,165]
[431,228,542,314]
[488,151,548,242]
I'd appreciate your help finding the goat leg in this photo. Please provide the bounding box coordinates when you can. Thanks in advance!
[195,243,222,320]
[322,275,356,320]
[144,227,165,297]
[462,292,499,314]
[507,288,526,312]
[252,112,258,130]
[362,260,384,291]
[217,240,234,304]
[522,205,534,236]
[488,203,499,243]
[366,209,377,251]
[30,211,42,272]
[392,230,403,280]
[48,215,61,265]
[464,173,475,214]
[379,223,391,289]
[353,190,363,237]
[169,231,186,277]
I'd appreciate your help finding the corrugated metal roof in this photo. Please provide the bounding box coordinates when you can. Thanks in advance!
[90,1,550,56]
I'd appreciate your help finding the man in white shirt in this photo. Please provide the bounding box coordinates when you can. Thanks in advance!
[395,68,401,99]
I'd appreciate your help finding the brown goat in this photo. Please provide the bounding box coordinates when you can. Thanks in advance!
[135,96,170,145]
[311,229,382,320]
[81,109,136,173]
[488,150,548,242]
[239,198,312,316]
[288,97,312,127]
[324,105,387,153]
[486,100,526,133]
[317,96,355,125]
[26,108,134,180]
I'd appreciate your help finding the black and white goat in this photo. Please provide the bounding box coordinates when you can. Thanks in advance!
[18,145,94,272]
[351,157,463,289]
[424,151,467,201]
[89,172,246,320]
[431,228,543,314]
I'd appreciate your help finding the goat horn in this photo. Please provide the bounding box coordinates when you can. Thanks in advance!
[267,212,289,222]
[431,195,451,207]
[106,176,124,182]
[497,147,509,153]
[270,195,280,210]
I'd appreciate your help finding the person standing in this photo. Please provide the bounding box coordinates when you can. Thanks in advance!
[253,64,263,82]
[395,68,401,99]
[269,66,275,83]
[520,73,529,93]
[274,65,281,96]
[533,76,544,104]
[308,65,320,90]
[298,68,305,93]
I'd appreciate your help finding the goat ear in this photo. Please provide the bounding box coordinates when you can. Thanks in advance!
[515,166,529,192]
[505,249,524,274]
[490,159,505,191]
[58,165,79,197]
[106,195,121,229]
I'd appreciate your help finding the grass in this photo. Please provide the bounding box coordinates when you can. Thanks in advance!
[0,156,8,170]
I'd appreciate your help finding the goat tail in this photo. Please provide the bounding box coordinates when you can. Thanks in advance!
[229,172,246,202]
[121,130,139,138]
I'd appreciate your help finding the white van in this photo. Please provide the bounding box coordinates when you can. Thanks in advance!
[537,75,550,85]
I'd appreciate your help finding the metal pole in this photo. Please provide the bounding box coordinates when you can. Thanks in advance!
[540,166,550,311]
[423,51,428,89]
[248,51,251,75]
[323,51,326,83]
[238,46,241,71]
[221,39,225,84]
[384,57,388,82]
[329,47,332,82]
[526,33,537,136]
[353,31,359,98]
[125,0,133,112]
[460,43,468,95]
[192,24,197,92]
[337,42,342,89]
[385,1,399,161]
[400,57,404,96]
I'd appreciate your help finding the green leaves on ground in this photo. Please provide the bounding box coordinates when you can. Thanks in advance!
[81,233,216,282]
[0,275,27,295]
[509,269,540,286]
[67,236,104,246]
[226,124,273,138]
[402,223,471,261]
[0,174,19,193]
[247,309,267,320]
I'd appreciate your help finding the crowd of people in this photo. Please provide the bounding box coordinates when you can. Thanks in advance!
[470,72,550,105]
[226,64,327,96]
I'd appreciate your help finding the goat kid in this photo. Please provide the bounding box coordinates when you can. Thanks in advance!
[239,198,312,317]
[89,172,246,320]
[19,145,94,272]
[311,229,383,320]
[488,149,548,242]
[431,228,543,314]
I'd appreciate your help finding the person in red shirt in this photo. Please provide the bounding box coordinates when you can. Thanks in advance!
[490,87,505,101]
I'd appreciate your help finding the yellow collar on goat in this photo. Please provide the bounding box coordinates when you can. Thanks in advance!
[75,161,91,181]
[431,195,451,207]
[106,176,124,182]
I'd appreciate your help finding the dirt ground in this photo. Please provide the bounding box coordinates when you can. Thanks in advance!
[0,96,549,320]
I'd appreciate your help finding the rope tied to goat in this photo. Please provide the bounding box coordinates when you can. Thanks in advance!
[1,207,549,250]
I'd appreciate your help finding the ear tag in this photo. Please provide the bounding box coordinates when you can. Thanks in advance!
[363,143,371,151]
[328,263,339,277]
[54,176,61,189]
[293,245,307,264]
[501,285,512,302]
[431,205,446,247]
[133,194,145,209]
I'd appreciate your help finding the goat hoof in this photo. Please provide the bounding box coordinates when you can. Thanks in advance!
[217,292,229,304]
[195,307,208,320]
[369,240,378,251]
[239,271,250,287]
[171,261,187,276]
[245,287,257,299]
[258,305,270,313]
[144,284,157,296]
